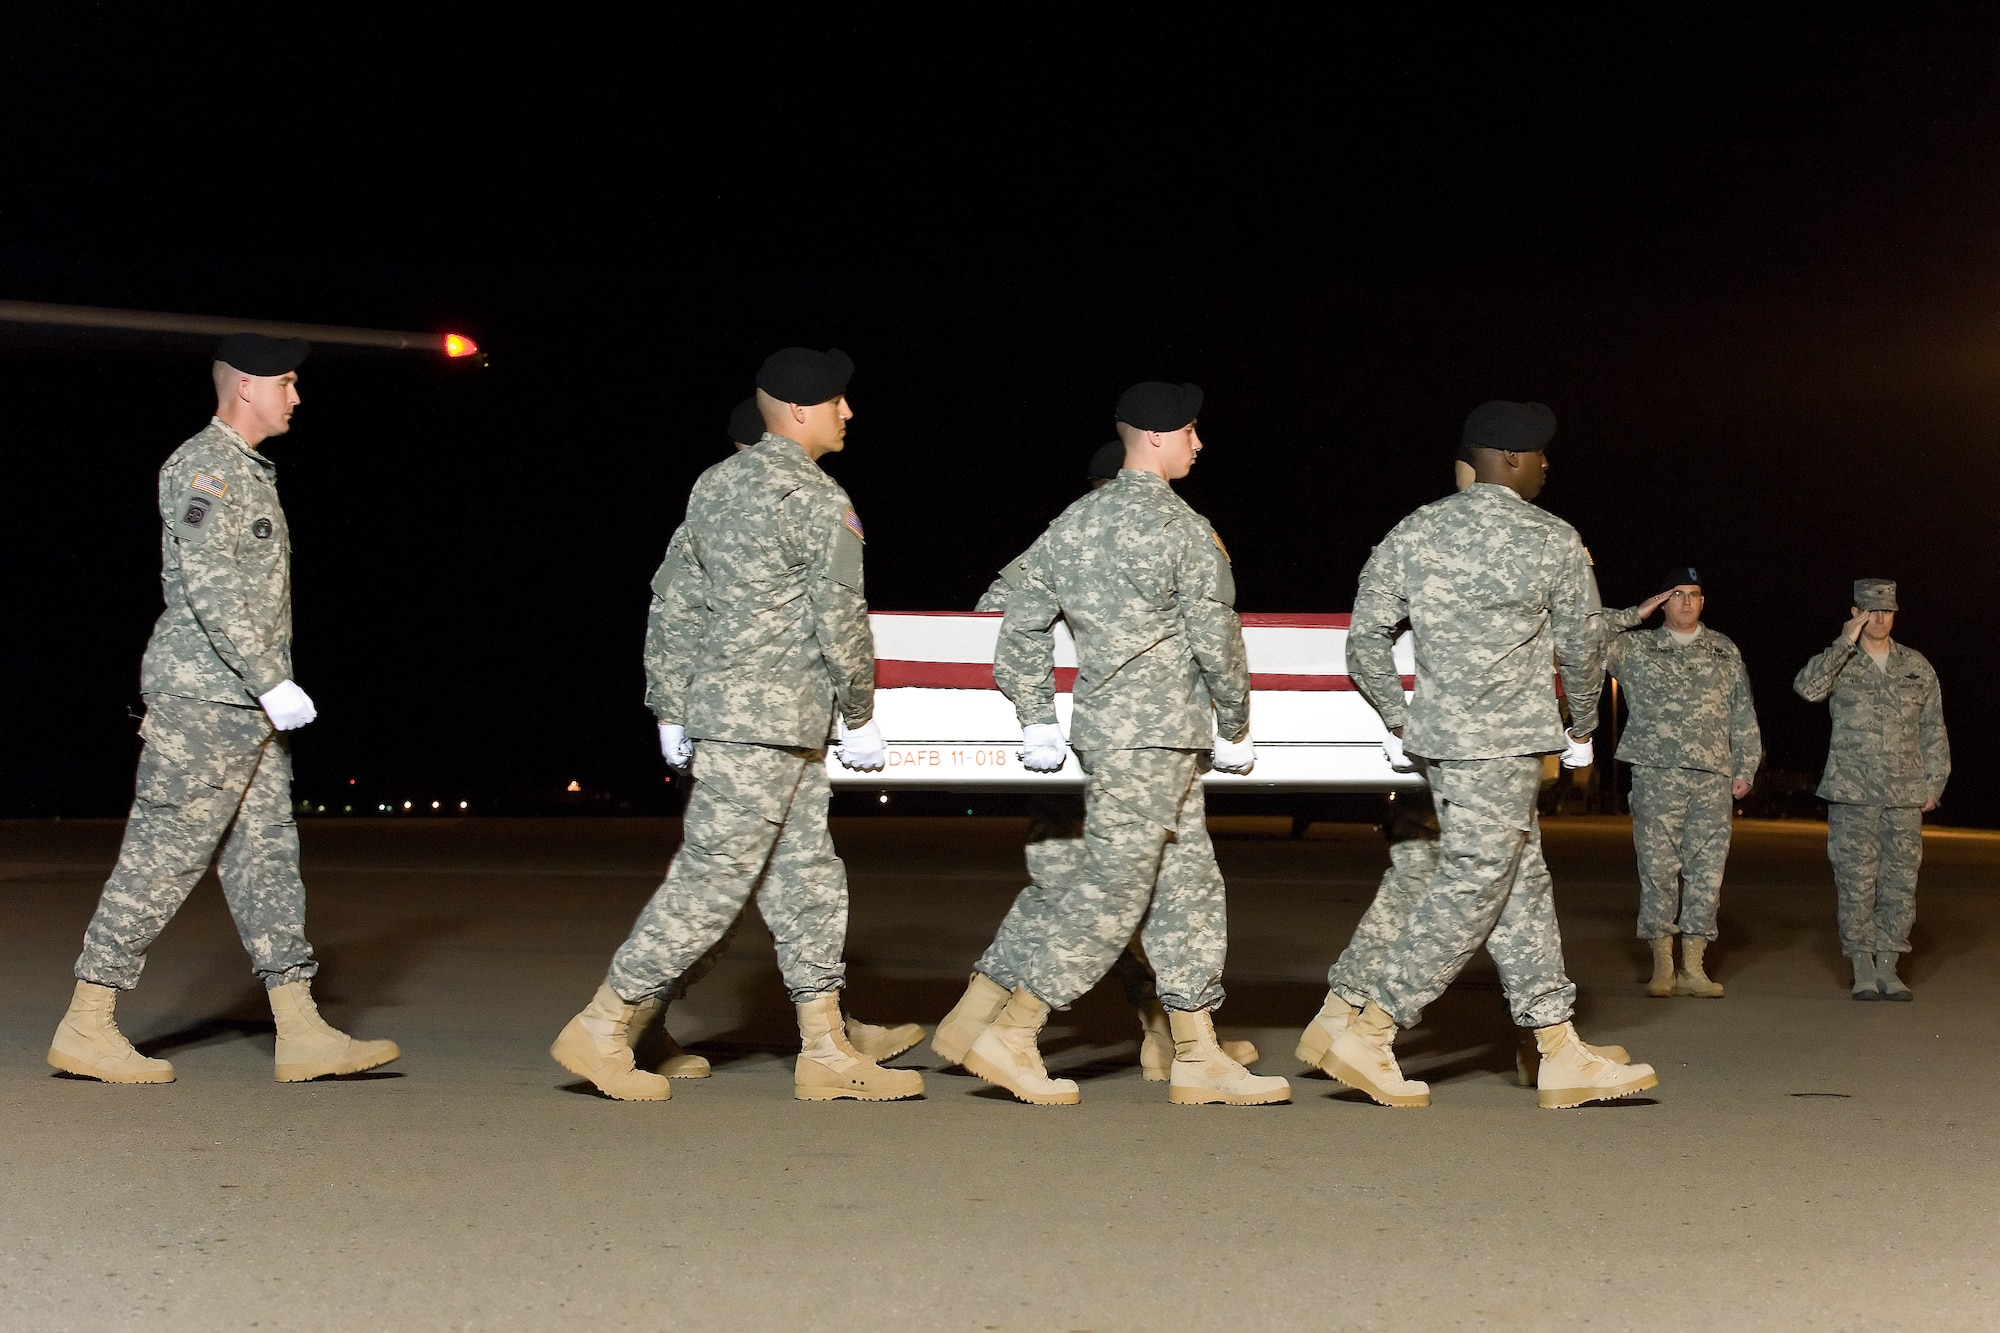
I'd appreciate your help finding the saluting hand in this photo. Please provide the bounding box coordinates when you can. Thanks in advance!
[1841,610,1869,644]
[1636,589,1674,620]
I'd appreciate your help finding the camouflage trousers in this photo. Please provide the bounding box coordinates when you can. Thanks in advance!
[1370,755,1576,1030]
[1826,802,1923,956]
[1328,828,1440,1006]
[1015,748,1227,1013]
[977,794,1157,1010]
[608,740,846,1004]
[1628,764,1735,941]
[76,694,317,992]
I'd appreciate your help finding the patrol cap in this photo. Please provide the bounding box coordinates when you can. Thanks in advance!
[1115,381,1203,431]
[1658,566,1702,594]
[215,332,309,376]
[1463,400,1557,453]
[727,396,765,446]
[1853,578,1898,611]
[1087,440,1125,480]
[756,347,853,405]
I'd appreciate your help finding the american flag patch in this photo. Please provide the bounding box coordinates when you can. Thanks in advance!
[843,510,865,541]
[191,473,228,499]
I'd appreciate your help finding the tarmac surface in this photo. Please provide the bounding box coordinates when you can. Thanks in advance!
[2,813,1997,1331]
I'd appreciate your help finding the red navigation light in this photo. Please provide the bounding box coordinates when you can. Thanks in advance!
[443,333,479,358]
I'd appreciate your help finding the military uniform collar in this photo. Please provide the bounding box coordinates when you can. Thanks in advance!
[1468,481,1527,503]
[753,432,824,471]
[209,417,276,473]
[1114,468,1172,491]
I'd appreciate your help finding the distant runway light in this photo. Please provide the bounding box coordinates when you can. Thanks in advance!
[567,781,581,792]
[878,793,889,804]
[459,801,469,810]
[444,333,479,358]
[403,801,412,810]
[431,800,440,809]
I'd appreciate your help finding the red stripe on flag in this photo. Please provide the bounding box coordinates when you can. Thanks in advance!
[873,660,1415,693]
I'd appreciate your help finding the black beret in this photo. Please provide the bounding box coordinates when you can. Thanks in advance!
[1463,400,1556,453]
[1454,440,1476,465]
[1115,381,1203,431]
[756,347,853,405]
[1087,440,1126,480]
[727,396,765,446]
[215,332,308,377]
[1658,566,1702,594]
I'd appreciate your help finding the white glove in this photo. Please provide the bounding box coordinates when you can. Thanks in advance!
[1560,731,1595,769]
[658,722,693,768]
[258,679,316,731]
[1018,722,1067,772]
[1381,731,1419,772]
[1212,733,1256,774]
[836,717,886,771]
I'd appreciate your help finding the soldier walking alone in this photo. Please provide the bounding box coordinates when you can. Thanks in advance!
[1312,400,1657,1110]
[48,334,399,1085]
[1793,579,1949,1000]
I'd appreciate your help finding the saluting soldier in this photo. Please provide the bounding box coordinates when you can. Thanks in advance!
[940,381,1288,1107]
[1316,400,1656,1110]
[48,333,399,1085]
[552,348,922,1102]
[934,440,1261,1083]
[626,397,922,1078]
[1793,579,1949,1000]
[1605,567,1761,998]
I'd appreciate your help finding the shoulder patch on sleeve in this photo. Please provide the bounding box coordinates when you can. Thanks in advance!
[1211,530,1231,562]
[843,509,865,541]
[191,473,229,499]
[179,496,214,531]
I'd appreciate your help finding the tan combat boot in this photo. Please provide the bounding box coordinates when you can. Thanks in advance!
[1322,1001,1429,1108]
[931,972,1011,1066]
[961,987,1080,1105]
[269,980,401,1082]
[624,997,712,1077]
[1874,952,1913,1001]
[1293,989,1359,1071]
[794,995,924,1101]
[1139,1000,1259,1081]
[1534,1021,1658,1109]
[1675,937,1725,998]
[847,1016,926,1063]
[1165,1009,1291,1106]
[46,980,175,1084]
[1647,937,1676,997]
[1850,954,1879,1001]
[1514,1032,1633,1087]
[551,984,671,1100]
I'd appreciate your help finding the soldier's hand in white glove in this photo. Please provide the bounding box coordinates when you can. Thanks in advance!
[836,717,887,771]
[1382,730,1419,772]
[1018,722,1067,772]
[1212,732,1256,774]
[1560,730,1595,769]
[258,680,316,731]
[658,722,693,769]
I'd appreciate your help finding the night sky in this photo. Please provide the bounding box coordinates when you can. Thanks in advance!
[4,9,1997,822]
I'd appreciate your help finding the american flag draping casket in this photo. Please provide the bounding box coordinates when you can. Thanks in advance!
[825,612,1421,791]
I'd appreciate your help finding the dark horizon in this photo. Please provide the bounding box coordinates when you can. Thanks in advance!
[5,10,1996,822]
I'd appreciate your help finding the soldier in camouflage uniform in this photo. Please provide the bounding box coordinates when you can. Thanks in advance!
[940,382,1287,1108]
[934,441,1261,1081]
[1314,400,1657,1110]
[1605,566,1762,998]
[1301,441,1630,1087]
[48,334,399,1086]
[624,398,924,1077]
[1793,579,1949,1000]
[552,349,922,1103]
